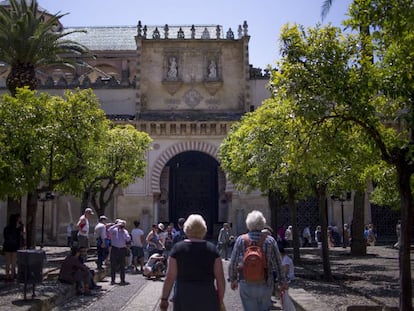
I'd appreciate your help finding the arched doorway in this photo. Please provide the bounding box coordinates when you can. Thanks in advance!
[167,151,218,237]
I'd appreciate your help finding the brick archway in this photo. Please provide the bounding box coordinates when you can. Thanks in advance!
[151,141,231,193]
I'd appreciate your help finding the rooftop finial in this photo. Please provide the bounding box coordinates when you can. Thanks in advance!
[243,21,248,36]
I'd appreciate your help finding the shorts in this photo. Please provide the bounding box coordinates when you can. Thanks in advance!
[77,235,89,248]
[131,246,144,259]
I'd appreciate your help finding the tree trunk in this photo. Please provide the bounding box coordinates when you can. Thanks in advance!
[396,163,413,311]
[287,184,300,264]
[317,184,332,281]
[268,189,281,234]
[25,192,38,249]
[80,190,91,215]
[350,191,366,256]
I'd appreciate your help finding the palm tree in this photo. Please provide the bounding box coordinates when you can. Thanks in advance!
[0,0,87,95]
[321,0,334,21]
[0,0,87,247]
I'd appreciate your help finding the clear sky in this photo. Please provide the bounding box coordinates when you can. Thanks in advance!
[38,0,353,70]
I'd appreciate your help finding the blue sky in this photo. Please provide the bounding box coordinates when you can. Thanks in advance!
[38,0,353,70]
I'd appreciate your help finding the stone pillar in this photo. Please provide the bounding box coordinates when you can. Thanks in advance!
[153,193,160,224]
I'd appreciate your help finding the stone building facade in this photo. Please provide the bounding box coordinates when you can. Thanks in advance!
[0,3,391,246]
[0,18,274,244]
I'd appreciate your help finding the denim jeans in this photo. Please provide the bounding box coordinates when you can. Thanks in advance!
[96,238,108,268]
[239,280,272,311]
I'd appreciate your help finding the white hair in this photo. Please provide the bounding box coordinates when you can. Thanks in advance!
[246,210,266,231]
[184,214,207,239]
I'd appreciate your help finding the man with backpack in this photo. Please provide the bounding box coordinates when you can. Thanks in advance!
[228,210,288,311]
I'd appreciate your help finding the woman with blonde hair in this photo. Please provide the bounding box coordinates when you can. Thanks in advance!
[159,214,225,311]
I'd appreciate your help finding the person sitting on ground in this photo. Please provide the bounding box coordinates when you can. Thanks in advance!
[58,246,96,295]
[143,253,166,279]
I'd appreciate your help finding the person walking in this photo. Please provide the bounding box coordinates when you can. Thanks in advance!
[2,214,22,281]
[394,220,401,249]
[131,220,145,273]
[285,225,293,247]
[163,224,174,258]
[159,214,225,311]
[66,223,75,247]
[77,207,94,250]
[279,246,295,283]
[217,222,230,260]
[94,215,109,270]
[228,210,287,311]
[302,225,311,247]
[108,220,131,285]
[314,225,322,247]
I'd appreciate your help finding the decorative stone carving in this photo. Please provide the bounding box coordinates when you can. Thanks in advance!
[141,94,147,110]
[208,60,217,79]
[203,81,222,96]
[205,98,220,110]
[137,20,142,37]
[165,98,181,109]
[167,57,178,79]
[226,28,234,40]
[201,27,210,39]
[183,89,203,108]
[238,25,243,39]
[177,27,184,39]
[162,80,183,95]
[57,76,67,87]
[243,21,248,36]
[152,27,160,39]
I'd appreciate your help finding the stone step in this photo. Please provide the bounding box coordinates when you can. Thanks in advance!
[289,288,331,311]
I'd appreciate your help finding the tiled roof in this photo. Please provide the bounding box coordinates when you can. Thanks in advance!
[64,26,137,51]
[63,25,226,51]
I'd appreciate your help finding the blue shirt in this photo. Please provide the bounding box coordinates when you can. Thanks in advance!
[108,225,131,248]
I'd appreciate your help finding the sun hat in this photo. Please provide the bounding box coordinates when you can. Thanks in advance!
[85,207,94,215]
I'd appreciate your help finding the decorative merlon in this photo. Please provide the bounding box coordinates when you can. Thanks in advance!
[136,20,249,40]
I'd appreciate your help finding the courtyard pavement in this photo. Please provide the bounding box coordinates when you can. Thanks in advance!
[0,244,411,310]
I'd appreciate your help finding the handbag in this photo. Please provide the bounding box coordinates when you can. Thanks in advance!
[281,290,296,311]
[220,302,226,311]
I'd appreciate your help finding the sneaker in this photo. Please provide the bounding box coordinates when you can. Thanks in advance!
[110,281,116,285]
[119,281,130,286]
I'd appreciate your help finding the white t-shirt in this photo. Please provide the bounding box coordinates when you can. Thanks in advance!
[94,222,107,240]
[282,254,295,282]
[77,215,89,237]
[131,228,144,247]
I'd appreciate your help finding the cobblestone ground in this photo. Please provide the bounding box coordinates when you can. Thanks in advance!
[291,245,408,310]
[1,245,412,310]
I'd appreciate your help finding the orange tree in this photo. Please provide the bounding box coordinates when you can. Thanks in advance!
[272,1,413,308]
